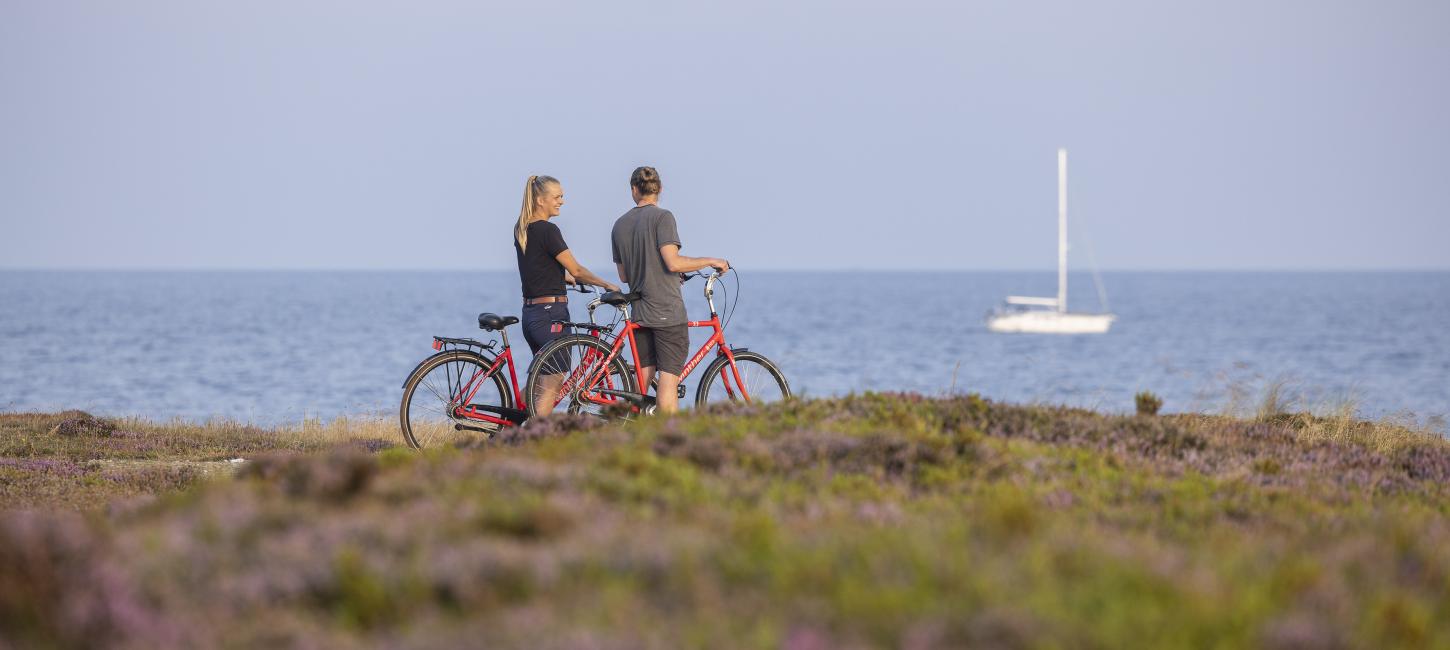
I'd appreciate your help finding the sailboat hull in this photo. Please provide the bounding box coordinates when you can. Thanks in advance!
[986,311,1115,334]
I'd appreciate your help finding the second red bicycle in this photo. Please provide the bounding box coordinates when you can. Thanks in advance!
[524,271,791,417]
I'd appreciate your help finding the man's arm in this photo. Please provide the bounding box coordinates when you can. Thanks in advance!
[554,249,620,292]
[659,244,729,275]
[615,263,629,285]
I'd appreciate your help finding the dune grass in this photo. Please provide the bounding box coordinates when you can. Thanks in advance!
[3,396,1449,648]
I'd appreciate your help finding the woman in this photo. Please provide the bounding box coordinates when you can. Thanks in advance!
[514,175,618,411]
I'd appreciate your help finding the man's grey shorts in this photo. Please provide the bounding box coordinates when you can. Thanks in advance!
[634,324,689,376]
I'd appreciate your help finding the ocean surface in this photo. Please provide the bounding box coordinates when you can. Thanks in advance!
[1,271,1446,431]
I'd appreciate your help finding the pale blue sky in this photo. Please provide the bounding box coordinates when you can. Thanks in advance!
[1,0,1446,271]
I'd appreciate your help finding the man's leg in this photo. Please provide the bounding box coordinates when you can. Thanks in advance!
[652,324,690,414]
[633,328,658,408]
[656,372,681,413]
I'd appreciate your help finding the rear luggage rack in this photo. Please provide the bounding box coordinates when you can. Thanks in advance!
[432,336,497,352]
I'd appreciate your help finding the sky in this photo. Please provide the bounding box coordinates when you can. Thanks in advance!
[1,0,1447,271]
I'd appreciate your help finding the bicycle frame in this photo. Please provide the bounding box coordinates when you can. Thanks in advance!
[564,274,752,406]
[443,304,618,424]
[432,329,526,428]
[412,285,615,430]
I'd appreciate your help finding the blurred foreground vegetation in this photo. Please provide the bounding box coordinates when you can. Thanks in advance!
[2,396,1449,648]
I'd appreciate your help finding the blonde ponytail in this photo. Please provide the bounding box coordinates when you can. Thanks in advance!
[515,174,559,252]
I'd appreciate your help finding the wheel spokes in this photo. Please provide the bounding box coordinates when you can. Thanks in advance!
[531,339,628,418]
[700,357,787,407]
[405,357,506,448]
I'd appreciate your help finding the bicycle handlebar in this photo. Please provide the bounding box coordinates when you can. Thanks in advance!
[586,270,727,322]
[680,270,724,284]
[552,320,614,332]
[682,271,725,310]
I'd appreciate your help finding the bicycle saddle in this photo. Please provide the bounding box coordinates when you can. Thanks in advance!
[477,313,519,331]
[600,291,641,306]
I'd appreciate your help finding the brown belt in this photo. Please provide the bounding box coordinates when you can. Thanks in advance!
[524,295,567,305]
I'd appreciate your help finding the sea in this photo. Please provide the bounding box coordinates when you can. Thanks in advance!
[1,271,1446,432]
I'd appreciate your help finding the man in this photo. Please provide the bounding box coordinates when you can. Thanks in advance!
[611,166,729,414]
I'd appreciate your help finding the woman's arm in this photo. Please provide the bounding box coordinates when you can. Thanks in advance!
[555,249,620,292]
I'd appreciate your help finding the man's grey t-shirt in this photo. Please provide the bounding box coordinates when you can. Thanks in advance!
[611,205,687,327]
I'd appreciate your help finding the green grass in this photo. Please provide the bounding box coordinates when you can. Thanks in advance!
[3,395,1449,648]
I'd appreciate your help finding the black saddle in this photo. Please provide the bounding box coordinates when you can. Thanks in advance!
[477,312,519,331]
[600,291,642,306]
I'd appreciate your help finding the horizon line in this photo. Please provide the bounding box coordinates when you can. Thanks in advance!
[3,266,1449,274]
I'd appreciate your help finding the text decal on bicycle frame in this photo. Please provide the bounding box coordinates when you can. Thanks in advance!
[679,318,728,379]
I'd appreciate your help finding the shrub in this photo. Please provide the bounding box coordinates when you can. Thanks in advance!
[1135,391,1164,416]
[48,412,116,437]
[238,449,377,501]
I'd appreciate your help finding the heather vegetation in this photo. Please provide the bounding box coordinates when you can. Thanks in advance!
[0,411,394,511]
[3,395,1449,648]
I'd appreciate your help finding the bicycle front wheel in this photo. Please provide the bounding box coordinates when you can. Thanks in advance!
[525,335,636,419]
[400,350,512,449]
[695,350,791,408]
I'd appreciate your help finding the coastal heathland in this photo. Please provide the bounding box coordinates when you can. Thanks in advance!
[2,396,1448,648]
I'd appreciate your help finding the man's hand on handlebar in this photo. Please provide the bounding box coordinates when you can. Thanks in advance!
[571,282,620,294]
[679,269,717,283]
[710,259,730,275]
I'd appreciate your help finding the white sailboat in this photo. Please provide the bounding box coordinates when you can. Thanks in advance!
[986,149,1115,334]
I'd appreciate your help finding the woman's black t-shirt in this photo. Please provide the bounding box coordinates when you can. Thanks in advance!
[514,220,570,299]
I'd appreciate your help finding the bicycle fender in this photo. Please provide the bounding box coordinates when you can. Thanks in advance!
[695,354,736,394]
[400,349,497,389]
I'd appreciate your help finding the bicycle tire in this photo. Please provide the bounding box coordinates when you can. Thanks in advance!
[400,350,512,449]
[695,350,791,407]
[524,334,636,419]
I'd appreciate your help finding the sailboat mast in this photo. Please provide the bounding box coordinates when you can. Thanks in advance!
[1057,148,1067,314]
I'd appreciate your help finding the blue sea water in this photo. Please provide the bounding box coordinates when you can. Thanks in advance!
[1,271,1446,431]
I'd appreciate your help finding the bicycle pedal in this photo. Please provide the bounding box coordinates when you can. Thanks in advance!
[677,385,686,399]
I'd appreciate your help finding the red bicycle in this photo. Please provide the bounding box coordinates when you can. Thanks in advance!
[397,285,618,448]
[524,271,790,417]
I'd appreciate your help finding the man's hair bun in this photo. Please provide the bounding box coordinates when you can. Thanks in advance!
[630,166,662,195]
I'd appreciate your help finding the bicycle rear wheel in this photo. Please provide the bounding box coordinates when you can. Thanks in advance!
[695,350,790,408]
[525,334,636,418]
[400,350,512,449]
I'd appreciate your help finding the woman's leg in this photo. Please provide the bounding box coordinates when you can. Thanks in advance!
[524,303,570,413]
